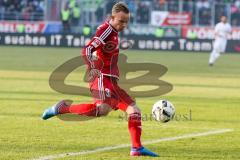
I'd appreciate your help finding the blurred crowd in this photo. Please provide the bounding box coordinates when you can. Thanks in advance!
[0,0,44,21]
[0,0,240,26]
[121,0,240,26]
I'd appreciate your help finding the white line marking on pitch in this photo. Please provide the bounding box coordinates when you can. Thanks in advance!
[32,128,233,160]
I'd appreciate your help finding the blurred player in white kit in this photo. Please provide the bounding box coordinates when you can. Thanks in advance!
[209,16,232,66]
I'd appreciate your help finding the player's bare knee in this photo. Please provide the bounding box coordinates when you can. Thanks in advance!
[97,104,112,116]
[126,104,141,115]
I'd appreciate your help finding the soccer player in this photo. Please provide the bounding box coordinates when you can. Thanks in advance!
[209,16,232,66]
[42,2,159,157]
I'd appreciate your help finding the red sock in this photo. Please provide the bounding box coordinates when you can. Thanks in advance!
[59,103,98,116]
[128,113,142,148]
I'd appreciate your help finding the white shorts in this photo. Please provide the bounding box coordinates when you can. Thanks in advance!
[213,38,227,53]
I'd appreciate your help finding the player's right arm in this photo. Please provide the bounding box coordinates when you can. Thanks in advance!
[82,37,104,81]
[82,24,112,80]
[82,37,104,67]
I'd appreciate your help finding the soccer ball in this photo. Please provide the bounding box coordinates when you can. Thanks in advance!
[152,100,175,123]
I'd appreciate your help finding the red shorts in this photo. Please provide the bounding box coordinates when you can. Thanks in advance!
[89,75,135,111]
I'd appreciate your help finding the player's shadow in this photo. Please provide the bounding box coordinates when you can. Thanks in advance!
[56,114,97,121]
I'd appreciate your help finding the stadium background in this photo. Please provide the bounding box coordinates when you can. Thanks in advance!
[0,0,240,52]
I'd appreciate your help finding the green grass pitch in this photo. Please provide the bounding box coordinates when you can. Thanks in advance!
[0,46,239,160]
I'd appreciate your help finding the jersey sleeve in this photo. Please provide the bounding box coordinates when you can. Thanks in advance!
[82,24,113,70]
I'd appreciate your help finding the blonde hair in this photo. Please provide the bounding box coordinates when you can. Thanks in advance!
[112,2,129,14]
